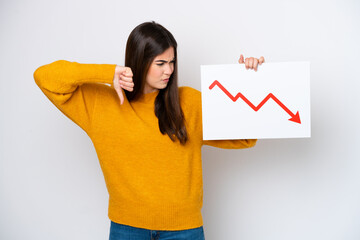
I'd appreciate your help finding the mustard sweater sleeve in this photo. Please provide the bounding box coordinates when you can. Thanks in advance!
[34,60,116,134]
[202,139,257,149]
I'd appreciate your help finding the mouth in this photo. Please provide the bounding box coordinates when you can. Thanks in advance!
[163,78,169,82]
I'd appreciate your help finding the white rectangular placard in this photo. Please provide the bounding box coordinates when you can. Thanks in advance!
[201,62,311,140]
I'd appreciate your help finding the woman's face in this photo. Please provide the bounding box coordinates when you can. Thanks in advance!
[144,47,175,94]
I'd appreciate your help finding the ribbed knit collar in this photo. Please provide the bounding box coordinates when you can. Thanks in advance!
[134,90,159,105]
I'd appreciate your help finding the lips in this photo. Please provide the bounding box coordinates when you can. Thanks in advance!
[163,78,169,82]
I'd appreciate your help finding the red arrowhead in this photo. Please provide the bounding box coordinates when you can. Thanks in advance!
[289,111,301,124]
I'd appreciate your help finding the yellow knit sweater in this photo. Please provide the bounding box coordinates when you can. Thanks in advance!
[33,60,257,231]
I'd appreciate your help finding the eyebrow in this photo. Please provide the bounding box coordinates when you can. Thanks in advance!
[155,58,176,63]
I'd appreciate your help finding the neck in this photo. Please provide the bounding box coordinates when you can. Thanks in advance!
[143,89,159,94]
[143,84,159,94]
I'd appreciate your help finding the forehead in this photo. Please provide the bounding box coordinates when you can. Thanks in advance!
[154,47,175,60]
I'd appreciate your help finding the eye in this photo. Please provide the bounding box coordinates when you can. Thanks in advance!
[156,63,164,66]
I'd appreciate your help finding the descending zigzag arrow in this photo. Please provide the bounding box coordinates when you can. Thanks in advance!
[209,80,301,124]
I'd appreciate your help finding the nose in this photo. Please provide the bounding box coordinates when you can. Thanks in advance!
[164,63,174,75]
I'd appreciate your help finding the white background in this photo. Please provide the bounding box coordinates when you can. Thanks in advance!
[1,0,359,239]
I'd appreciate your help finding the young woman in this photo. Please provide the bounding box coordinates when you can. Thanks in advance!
[34,21,265,240]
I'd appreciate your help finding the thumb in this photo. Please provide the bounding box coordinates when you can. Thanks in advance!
[119,90,124,105]
[238,54,245,64]
[116,86,124,105]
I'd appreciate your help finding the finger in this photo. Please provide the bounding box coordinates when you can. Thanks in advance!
[248,57,254,69]
[245,58,249,69]
[238,54,245,64]
[253,58,259,71]
[115,86,124,105]
[120,75,133,83]
[120,80,134,88]
[122,72,133,78]
[121,85,134,92]
[113,77,120,90]
[123,67,133,77]
[259,56,265,65]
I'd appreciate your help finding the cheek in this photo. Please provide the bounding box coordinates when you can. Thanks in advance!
[150,67,162,78]
[146,66,161,82]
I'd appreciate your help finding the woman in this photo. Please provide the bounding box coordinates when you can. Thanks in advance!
[34,21,264,240]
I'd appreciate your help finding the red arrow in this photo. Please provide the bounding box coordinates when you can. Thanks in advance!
[209,80,301,124]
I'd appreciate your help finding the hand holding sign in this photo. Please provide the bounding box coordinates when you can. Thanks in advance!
[238,54,265,71]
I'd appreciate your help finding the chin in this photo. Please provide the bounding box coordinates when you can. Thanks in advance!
[157,84,169,90]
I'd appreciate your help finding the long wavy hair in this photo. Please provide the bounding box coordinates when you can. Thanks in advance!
[124,21,188,144]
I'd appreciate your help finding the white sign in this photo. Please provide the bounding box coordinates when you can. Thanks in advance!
[201,62,311,140]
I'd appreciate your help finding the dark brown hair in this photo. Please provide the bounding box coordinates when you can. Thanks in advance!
[124,21,188,144]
